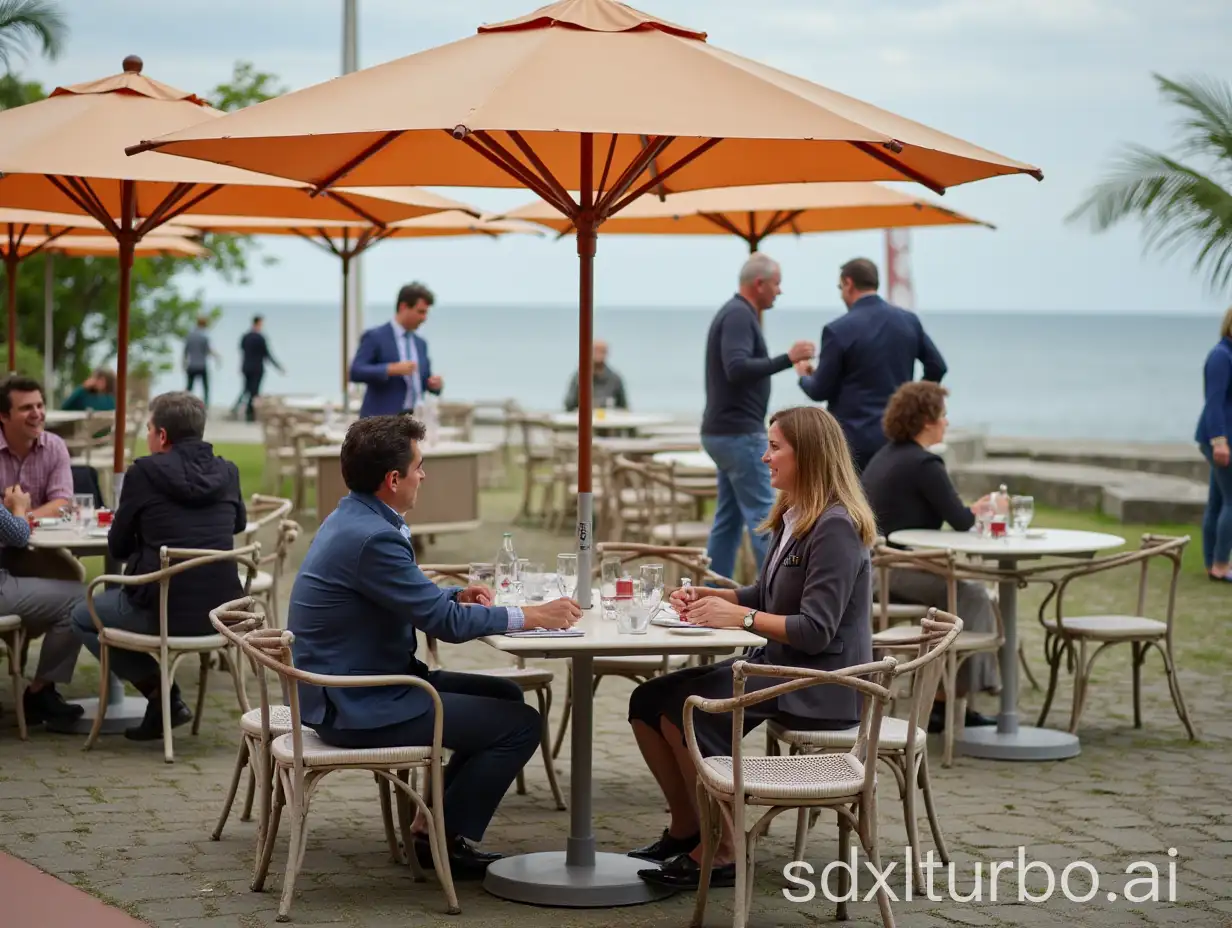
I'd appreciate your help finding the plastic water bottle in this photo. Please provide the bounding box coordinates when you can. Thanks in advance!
[990,484,1010,538]
[422,393,440,447]
[495,533,518,605]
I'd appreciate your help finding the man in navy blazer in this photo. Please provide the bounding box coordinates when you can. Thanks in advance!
[796,258,947,471]
[287,414,581,876]
[349,282,444,418]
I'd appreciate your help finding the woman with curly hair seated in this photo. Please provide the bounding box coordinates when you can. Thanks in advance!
[860,381,998,731]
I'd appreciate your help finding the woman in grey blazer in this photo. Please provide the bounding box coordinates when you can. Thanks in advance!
[628,406,877,891]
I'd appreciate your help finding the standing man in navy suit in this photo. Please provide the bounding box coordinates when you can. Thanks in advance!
[349,282,445,418]
[796,258,947,471]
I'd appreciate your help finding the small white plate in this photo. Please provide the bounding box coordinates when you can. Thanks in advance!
[88,528,110,538]
[669,626,714,636]
[34,517,63,527]
[1024,529,1046,538]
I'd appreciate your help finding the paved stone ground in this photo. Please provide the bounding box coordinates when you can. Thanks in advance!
[2,484,1230,928]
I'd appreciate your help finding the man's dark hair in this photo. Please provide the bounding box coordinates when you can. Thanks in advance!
[252,314,263,325]
[149,391,207,444]
[341,414,427,494]
[839,258,879,292]
[0,375,44,415]
[396,282,435,310]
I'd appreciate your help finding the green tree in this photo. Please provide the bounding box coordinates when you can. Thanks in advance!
[1069,73,1232,293]
[1,61,283,398]
[0,0,66,69]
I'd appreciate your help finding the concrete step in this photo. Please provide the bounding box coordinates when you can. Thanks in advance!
[951,457,1207,525]
[984,436,1207,483]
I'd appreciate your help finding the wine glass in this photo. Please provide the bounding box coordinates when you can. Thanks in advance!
[600,556,622,618]
[1011,496,1035,535]
[556,554,578,599]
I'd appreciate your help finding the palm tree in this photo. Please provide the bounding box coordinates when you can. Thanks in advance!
[0,0,66,70]
[1069,73,1232,293]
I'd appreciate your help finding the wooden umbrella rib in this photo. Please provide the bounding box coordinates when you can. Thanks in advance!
[136,182,196,235]
[638,134,669,202]
[310,130,404,196]
[595,133,619,202]
[323,190,387,230]
[607,137,723,218]
[151,183,224,230]
[698,210,747,239]
[68,176,115,227]
[292,228,343,258]
[594,135,675,218]
[49,176,116,233]
[764,209,804,238]
[16,226,70,262]
[454,131,575,216]
[849,141,946,196]
[505,130,575,214]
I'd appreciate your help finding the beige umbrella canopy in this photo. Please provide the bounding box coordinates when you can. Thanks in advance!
[129,0,1042,597]
[506,181,994,246]
[0,57,472,476]
[172,208,544,399]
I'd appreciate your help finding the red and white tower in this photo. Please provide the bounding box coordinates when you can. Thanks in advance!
[885,228,915,310]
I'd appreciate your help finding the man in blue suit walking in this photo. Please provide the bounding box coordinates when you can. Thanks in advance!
[797,258,947,471]
[288,414,581,877]
[349,282,444,418]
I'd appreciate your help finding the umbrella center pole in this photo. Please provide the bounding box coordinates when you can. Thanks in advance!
[574,217,597,613]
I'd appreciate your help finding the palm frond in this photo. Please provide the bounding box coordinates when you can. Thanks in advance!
[0,0,67,69]
[1153,73,1232,175]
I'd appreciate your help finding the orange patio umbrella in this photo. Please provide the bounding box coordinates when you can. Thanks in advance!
[126,1,1043,902]
[130,0,1042,599]
[172,208,544,400]
[0,56,474,477]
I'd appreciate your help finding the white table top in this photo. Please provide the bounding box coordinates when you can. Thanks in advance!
[481,593,763,657]
[317,425,463,445]
[887,528,1126,558]
[44,411,91,425]
[549,411,674,431]
[28,526,109,550]
[654,451,716,471]
[304,440,497,460]
[280,395,334,411]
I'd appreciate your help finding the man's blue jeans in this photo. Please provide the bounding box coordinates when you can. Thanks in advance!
[701,432,774,580]
[1200,443,1232,568]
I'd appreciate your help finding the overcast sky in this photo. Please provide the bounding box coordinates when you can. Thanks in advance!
[12,0,1232,315]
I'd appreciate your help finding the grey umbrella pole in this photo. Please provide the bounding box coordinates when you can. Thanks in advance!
[43,254,53,395]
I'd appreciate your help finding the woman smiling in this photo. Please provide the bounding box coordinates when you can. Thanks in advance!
[628,405,875,892]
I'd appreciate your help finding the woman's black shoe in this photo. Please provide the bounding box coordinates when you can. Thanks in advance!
[628,829,700,863]
[928,704,998,733]
[637,852,736,890]
[125,688,192,741]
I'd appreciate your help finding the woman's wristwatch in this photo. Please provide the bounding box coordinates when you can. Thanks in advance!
[742,610,757,630]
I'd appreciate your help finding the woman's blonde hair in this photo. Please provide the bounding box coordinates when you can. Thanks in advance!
[757,406,877,547]
[1221,305,1232,340]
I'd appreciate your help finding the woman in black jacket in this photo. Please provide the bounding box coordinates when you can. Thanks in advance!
[860,381,997,730]
[628,406,875,891]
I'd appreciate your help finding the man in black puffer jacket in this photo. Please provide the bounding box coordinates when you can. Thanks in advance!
[72,391,246,740]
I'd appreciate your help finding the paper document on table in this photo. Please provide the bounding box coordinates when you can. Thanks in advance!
[504,628,585,638]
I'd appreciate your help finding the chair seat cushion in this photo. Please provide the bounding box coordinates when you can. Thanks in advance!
[0,614,21,632]
[100,629,226,652]
[650,522,711,544]
[272,730,433,767]
[244,569,274,593]
[468,666,555,688]
[873,624,1000,652]
[240,705,295,736]
[768,716,926,752]
[1041,614,1167,640]
[871,601,932,621]
[701,752,866,800]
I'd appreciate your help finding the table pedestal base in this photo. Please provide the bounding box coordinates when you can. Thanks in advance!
[956,725,1080,761]
[483,852,674,907]
[45,674,146,735]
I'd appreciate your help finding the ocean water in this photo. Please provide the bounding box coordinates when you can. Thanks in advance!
[152,302,1220,444]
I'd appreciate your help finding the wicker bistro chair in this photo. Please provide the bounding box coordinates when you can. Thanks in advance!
[246,520,302,628]
[767,610,964,894]
[419,565,566,811]
[240,495,294,546]
[869,545,1004,768]
[82,544,260,763]
[686,657,900,928]
[0,614,26,739]
[549,544,738,760]
[209,600,417,898]
[1028,533,1196,739]
[215,617,459,921]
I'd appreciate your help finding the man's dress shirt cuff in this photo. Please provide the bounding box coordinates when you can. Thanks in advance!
[505,606,526,631]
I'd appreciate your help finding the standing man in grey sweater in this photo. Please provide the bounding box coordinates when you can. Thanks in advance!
[701,253,814,580]
[183,316,218,410]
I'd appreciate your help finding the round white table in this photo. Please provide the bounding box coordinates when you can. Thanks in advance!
[652,450,714,472]
[549,411,674,433]
[886,528,1125,761]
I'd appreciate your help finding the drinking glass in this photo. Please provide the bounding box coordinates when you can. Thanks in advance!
[521,561,546,602]
[73,493,95,535]
[639,563,664,619]
[616,595,652,635]
[1011,496,1035,534]
[468,562,495,592]
[600,556,622,618]
[556,554,579,599]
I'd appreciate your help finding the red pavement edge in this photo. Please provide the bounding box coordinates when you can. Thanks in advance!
[0,851,150,927]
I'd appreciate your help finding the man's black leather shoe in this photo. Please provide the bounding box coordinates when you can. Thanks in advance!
[413,833,502,879]
[628,829,700,863]
[637,852,736,890]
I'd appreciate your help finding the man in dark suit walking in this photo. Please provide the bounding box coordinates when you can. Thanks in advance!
[349,282,444,418]
[797,258,947,471]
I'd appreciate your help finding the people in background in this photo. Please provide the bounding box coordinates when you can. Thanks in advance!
[287,414,580,878]
[60,369,116,412]
[701,252,815,580]
[349,282,443,418]
[1196,305,1232,582]
[629,406,874,890]
[860,381,997,730]
[796,258,947,472]
[0,375,73,519]
[71,392,245,741]
[231,315,284,423]
[183,316,218,410]
[565,340,628,412]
